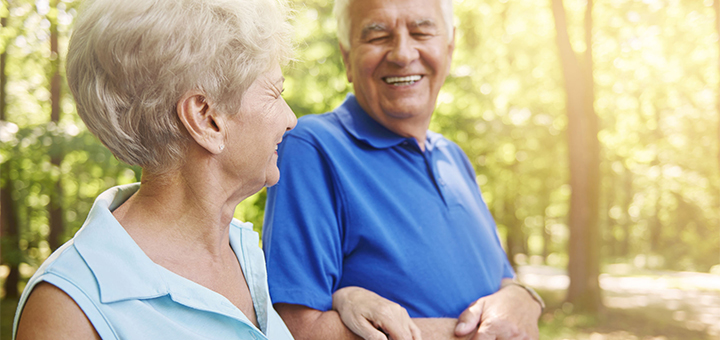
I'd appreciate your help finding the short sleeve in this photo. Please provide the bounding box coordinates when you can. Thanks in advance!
[263,133,344,312]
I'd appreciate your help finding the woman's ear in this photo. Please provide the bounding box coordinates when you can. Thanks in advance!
[177,91,225,154]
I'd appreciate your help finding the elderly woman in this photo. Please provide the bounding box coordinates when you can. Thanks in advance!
[11,0,298,338]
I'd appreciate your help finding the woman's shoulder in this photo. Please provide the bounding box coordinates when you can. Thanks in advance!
[15,281,101,339]
[25,241,97,294]
[13,241,102,339]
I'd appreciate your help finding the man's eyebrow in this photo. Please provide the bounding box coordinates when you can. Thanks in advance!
[361,23,388,39]
[410,18,437,28]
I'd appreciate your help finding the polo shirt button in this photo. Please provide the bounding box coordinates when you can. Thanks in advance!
[439,179,446,186]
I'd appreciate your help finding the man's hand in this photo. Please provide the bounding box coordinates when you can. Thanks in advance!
[332,286,423,340]
[453,282,542,340]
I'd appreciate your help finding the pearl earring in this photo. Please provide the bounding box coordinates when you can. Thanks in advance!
[219,144,225,151]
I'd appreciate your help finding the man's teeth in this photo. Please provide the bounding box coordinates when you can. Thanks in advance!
[384,75,422,85]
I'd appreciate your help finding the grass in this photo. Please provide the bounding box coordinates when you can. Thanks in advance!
[537,289,714,340]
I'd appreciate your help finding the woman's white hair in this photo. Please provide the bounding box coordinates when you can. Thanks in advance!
[332,0,453,49]
[67,0,293,172]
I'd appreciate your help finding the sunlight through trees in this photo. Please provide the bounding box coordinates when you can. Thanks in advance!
[1,0,719,322]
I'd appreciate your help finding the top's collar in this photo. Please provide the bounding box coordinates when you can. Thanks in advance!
[71,185,265,331]
[73,183,168,303]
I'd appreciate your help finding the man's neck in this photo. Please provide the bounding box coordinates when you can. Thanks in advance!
[357,107,431,151]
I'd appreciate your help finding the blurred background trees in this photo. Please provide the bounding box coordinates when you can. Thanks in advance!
[1,0,719,332]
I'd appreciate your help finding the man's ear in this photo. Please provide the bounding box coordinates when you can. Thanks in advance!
[340,44,353,83]
[176,91,225,154]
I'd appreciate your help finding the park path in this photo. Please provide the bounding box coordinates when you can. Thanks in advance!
[517,265,720,339]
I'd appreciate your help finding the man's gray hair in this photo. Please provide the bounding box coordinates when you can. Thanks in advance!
[67,0,293,173]
[333,0,453,49]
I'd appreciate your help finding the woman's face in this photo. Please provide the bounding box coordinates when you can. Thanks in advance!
[224,63,296,190]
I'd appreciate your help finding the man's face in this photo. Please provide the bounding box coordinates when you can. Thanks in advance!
[341,0,454,130]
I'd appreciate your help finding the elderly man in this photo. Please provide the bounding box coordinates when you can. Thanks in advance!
[263,0,544,338]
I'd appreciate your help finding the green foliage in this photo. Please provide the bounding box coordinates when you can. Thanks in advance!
[1,0,719,300]
[283,0,350,117]
[1,123,137,267]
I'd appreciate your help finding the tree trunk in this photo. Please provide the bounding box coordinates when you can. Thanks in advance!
[620,164,632,257]
[650,190,662,254]
[603,162,617,258]
[0,9,21,298]
[505,193,522,269]
[714,0,720,266]
[0,177,20,299]
[48,0,65,250]
[540,179,551,262]
[551,0,602,313]
[504,163,524,269]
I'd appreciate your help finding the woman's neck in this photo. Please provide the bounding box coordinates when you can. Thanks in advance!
[112,168,239,262]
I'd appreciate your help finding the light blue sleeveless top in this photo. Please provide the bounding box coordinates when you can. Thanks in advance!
[13,183,294,340]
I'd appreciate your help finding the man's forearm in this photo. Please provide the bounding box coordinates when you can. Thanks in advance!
[413,318,474,340]
[276,303,471,340]
[276,303,361,340]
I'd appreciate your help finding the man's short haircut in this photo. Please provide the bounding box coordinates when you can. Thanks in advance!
[67,0,293,173]
[333,0,453,49]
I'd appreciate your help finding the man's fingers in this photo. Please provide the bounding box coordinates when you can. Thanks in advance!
[471,322,497,340]
[455,299,485,336]
[378,324,412,340]
[409,320,423,340]
[473,319,522,340]
[344,317,389,340]
[333,286,419,340]
[371,304,418,340]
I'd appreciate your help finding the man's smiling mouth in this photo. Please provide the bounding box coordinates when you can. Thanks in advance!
[383,75,422,86]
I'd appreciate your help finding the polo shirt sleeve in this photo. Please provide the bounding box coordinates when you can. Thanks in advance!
[263,133,344,312]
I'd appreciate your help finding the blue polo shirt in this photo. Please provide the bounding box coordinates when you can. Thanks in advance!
[13,184,294,340]
[263,94,514,318]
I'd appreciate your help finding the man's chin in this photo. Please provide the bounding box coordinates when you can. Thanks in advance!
[380,101,432,120]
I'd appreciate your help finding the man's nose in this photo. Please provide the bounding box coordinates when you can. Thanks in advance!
[386,33,419,67]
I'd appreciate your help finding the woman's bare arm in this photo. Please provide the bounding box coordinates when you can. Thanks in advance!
[16,282,101,340]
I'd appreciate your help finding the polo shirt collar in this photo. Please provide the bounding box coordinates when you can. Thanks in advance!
[73,183,169,303]
[72,184,265,332]
[336,93,410,149]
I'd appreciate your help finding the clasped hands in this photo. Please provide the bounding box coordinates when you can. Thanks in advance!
[332,284,541,340]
